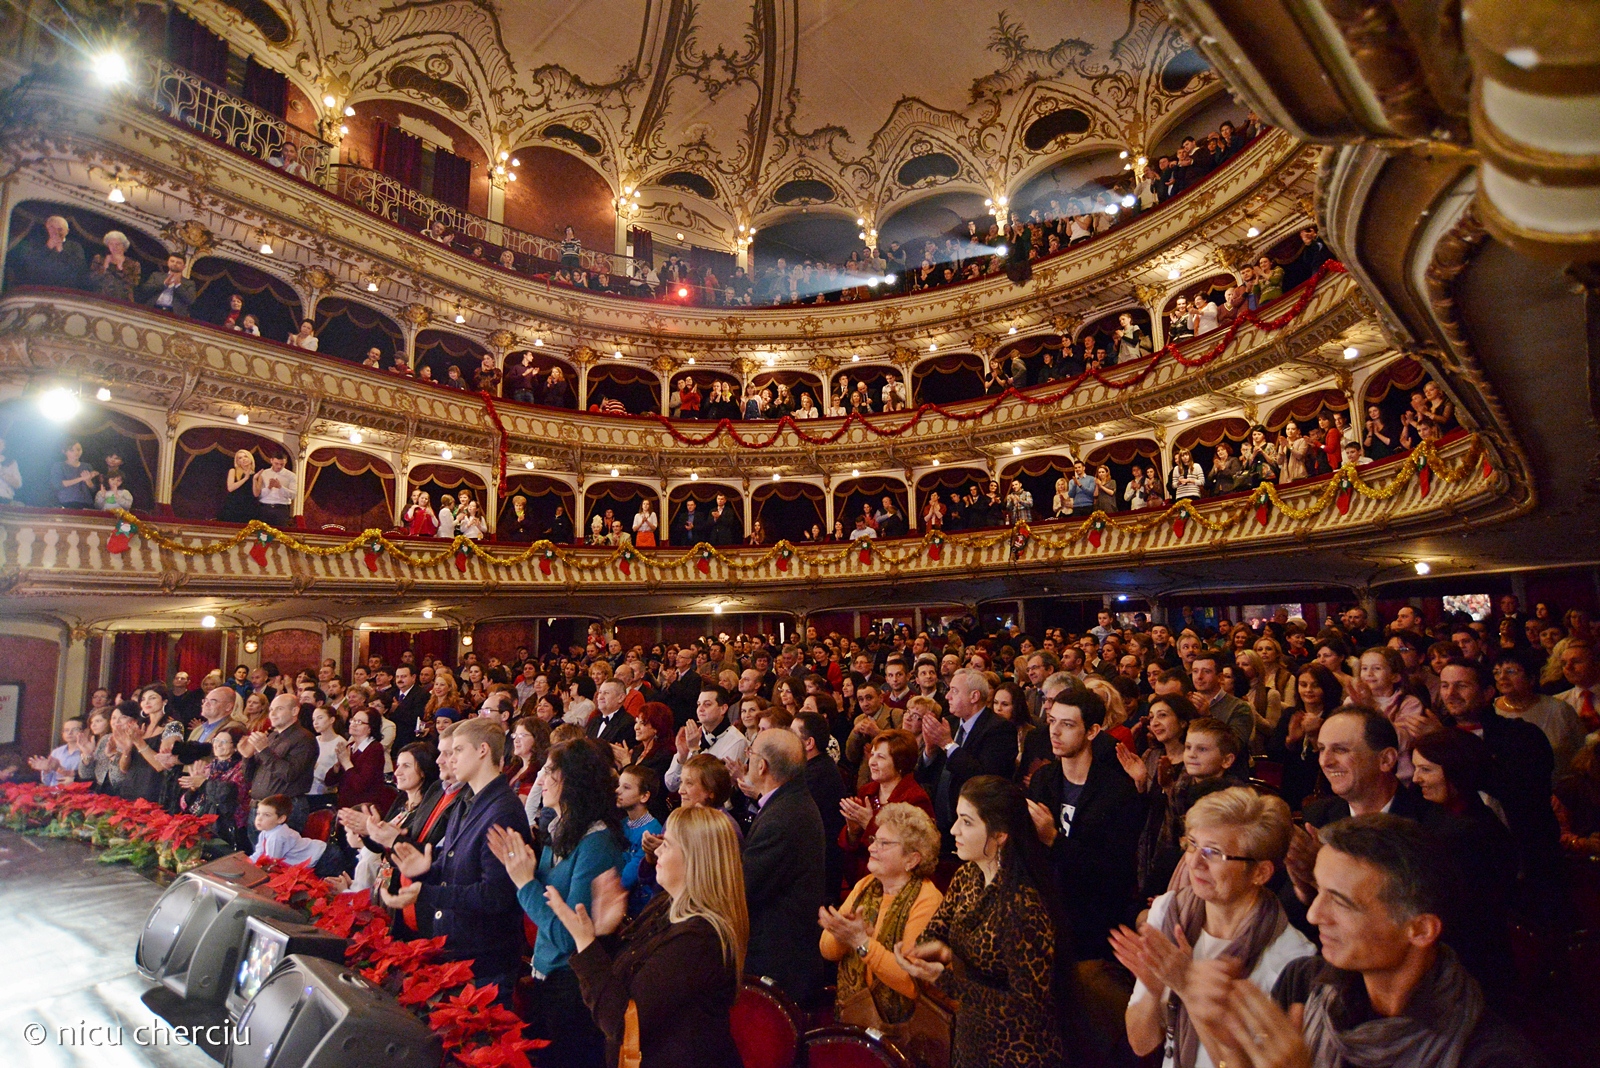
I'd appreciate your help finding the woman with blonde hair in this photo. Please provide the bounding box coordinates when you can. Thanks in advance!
[542,804,747,1068]
[821,802,947,1063]
[1232,649,1284,751]
[425,673,460,725]
[1112,787,1313,1068]
[218,449,258,523]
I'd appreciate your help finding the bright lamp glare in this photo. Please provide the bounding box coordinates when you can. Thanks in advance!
[107,187,126,204]
[95,387,112,402]
[995,245,1008,255]
[92,52,130,86]
[882,274,896,284]
[1414,561,1431,575]
[1343,346,1360,360]
[200,615,217,628]
[38,387,80,422]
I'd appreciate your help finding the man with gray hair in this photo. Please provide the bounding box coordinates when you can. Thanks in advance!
[742,727,827,1007]
[9,213,85,289]
[915,668,1018,835]
[239,693,317,842]
[585,677,636,747]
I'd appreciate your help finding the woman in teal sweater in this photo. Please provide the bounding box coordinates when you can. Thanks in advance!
[491,738,625,1068]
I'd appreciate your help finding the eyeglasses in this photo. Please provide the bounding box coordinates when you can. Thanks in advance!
[1182,838,1259,864]
[866,836,903,851]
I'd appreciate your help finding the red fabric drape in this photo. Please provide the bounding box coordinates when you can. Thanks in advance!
[993,335,1064,361]
[241,58,288,118]
[375,121,423,189]
[172,428,289,492]
[413,628,456,670]
[1176,417,1252,450]
[431,149,472,211]
[1267,389,1349,430]
[916,466,989,495]
[165,8,228,86]
[1086,439,1161,466]
[408,465,486,491]
[1004,453,1081,478]
[113,633,168,699]
[175,632,223,681]
[366,632,412,668]
[305,448,395,530]
[584,480,656,502]
[1363,357,1426,404]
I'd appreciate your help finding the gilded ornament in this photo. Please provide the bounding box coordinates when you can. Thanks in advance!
[399,303,432,329]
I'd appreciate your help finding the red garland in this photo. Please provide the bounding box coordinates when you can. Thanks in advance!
[478,391,508,494]
[643,262,1346,451]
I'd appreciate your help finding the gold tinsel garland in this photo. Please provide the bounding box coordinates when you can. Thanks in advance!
[104,436,1490,576]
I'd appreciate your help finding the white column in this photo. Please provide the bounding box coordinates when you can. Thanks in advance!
[906,475,918,532]
[59,625,91,733]
[824,483,835,534]
[573,481,587,544]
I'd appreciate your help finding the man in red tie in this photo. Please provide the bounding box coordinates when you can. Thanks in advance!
[1557,641,1599,732]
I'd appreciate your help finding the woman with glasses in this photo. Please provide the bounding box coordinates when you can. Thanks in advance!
[1111,787,1312,1068]
[820,803,946,1061]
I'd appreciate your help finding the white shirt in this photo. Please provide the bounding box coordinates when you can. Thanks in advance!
[256,467,296,505]
[1130,891,1315,1068]
[311,735,340,794]
[849,526,876,541]
[633,510,658,534]
[436,505,456,538]
[665,719,750,792]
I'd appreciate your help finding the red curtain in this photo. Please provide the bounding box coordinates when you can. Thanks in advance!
[1267,389,1350,430]
[171,428,290,521]
[175,632,223,681]
[916,466,989,496]
[376,121,423,189]
[305,448,395,531]
[413,628,456,670]
[1176,417,1252,451]
[408,464,486,492]
[113,633,168,699]
[432,149,472,211]
[1085,439,1160,466]
[1363,357,1426,404]
[165,8,228,86]
[366,632,412,668]
[241,58,288,118]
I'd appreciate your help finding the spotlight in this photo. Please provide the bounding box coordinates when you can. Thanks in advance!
[524,459,535,469]
[422,609,433,619]
[611,468,620,477]
[1117,593,1128,601]
[201,615,217,628]
[440,447,453,460]
[1343,346,1360,360]
[38,387,80,421]
[883,273,896,284]
[1247,226,1260,238]
[690,472,699,481]
[236,413,249,425]
[1104,204,1119,216]
[867,276,880,287]
[1254,382,1269,395]
[1176,408,1190,420]
[1094,431,1104,440]
[678,287,688,297]
[996,245,1008,254]
[322,94,338,108]
[1121,195,1136,208]
[1012,445,1022,455]
[92,52,130,86]
[1414,561,1431,575]
[107,186,126,204]
[1167,267,1181,280]
[95,387,112,402]
[344,105,355,116]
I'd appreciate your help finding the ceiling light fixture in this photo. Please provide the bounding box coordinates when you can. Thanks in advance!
[422,609,434,619]
[348,428,362,444]
[244,639,258,653]
[851,354,860,362]
[259,238,274,255]
[1246,225,1260,238]
[344,105,356,117]
[1012,445,1022,455]
[689,472,699,481]
[95,387,112,402]
[610,468,620,477]
[613,351,623,359]
[931,459,941,466]
[455,310,466,324]
[1176,408,1190,420]
[367,279,379,292]
[322,94,338,108]
[675,232,684,240]
[339,125,349,136]
[533,338,544,347]
[440,447,453,460]
[1343,346,1360,360]
[771,472,781,481]
[928,343,938,352]
[687,356,695,365]
[461,635,473,647]
[524,459,535,469]
[1094,431,1104,440]
[1254,382,1269,395]
[107,186,126,204]
[38,387,80,422]
[201,615,217,628]
[851,468,860,477]
[712,603,724,615]
[1167,267,1181,281]
[235,413,249,425]
[1008,326,1018,335]
[92,52,130,86]
[1414,561,1431,575]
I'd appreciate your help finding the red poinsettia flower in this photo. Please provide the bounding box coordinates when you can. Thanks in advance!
[264,861,332,905]
[311,892,388,939]
[396,959,476,1006]
[451,1030,548,1068]
[427,983,524,1048]
[361,934,447,984]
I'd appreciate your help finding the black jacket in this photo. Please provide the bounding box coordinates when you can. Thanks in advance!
[742,777,827,1007]
[1029,746,1143,961]
[416,776,530,977]
[391,685,430,751]
[804,752,849,903]
[588,709,637,748]
[673,507,705,546]
[660,672,703,729]
[915,707,1019,834]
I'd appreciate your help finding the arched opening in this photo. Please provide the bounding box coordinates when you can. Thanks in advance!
[1149,93,1251,160]
[833,477,910,539]
[916,466,991,531]
[831,366,903,414]
[1162,273,1235,340]
[342,99,490,215]
[879,191,993,264]
[1361,356,1427,462]
[364,627,459,672]
[407,464,487,519]
[1175,417,1252,492]
[913,353,985,405]
[752,481,824,544]
[415,330,491,390]
[586,363,661,416]
[749,370,824,416]
[1267,389,1351,434]
[497,474,575,541]
[992,334,1070,387]
[4,200,169,295]
[0,401,160,511]
[1084,439,1162,510]
[314,298,404,368]
[580,480,658,544]
[1010,151,1125,227]
[667,483,742,546]
[303,447,395,532]
[501,145,617,255]
[502,352,578,408]
[1002,454,1082,520]
[171,426,289,521]
[749,215,862,301]
[1078,307,1156,363]
[669,369,741,420]
[187,256,302,342]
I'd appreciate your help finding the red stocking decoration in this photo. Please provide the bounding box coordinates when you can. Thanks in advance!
[454,547,469,573]
[539,549,554,575]
[696,549,712,575]
[249,531,270,567]
[1172,511,1187,539]
[107,519,134,555]
[858,544,872,566]
[1417,463,1432,498]
[776,548,791,572]
[618,552,632,576]
[1255,493,1271,526]
[927,536,942,561]
[1087,518,1104,548]
[1481,453,1493,479]
[1335,480,1353,516]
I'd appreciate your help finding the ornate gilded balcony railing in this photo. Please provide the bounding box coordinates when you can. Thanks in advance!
[0,270,1371,476]
[0,433,1505,598]
[326,164,631,277]
[131,56,332,188]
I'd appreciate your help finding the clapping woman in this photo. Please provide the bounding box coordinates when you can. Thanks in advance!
[218,449,257,523]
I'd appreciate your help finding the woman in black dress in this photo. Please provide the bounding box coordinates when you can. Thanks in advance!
[218,449,258,523]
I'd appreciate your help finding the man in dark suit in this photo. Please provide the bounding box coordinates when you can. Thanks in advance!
[390,664,429,751]
[673,498,705,546]
[741,728,827,1008]
[659,647,704,729]
[792,709,847,903]
[137,253,197,317]
[587,678,637,747]
[914,669,1018,843]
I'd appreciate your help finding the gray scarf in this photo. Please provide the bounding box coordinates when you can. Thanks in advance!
[1301,947,1482,1068]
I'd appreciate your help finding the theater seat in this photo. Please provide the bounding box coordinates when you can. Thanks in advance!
[801,1026,911,1068]
[303,809,335,842]
[731,976,802,1068]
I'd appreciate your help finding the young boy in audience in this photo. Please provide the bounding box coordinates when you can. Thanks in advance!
[1184,715,1242,782]
[617,764,663,915]
[250,793,327,867]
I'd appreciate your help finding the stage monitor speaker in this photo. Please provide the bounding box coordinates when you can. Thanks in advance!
[228,954,442,1068]
[226,916,349,1020]
[136,859,302,1004]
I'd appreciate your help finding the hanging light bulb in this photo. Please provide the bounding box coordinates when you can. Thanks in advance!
[422,609,434,619]
[348,428,363,444]
[1246,226,1260,238]
[95,387,112,402]
[689,472,699,481]
[236,413,249,425]
[322,94,338,108]
[367,279,379,292]
[107,186,126,204]
[524,459,535,469]
[441,447,453,460]
[344,105,355,116]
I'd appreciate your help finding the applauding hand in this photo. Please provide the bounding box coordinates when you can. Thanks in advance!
[391,841,433,880]
[485,825,536,888]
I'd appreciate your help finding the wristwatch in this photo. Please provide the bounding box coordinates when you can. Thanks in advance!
[855,941,870,959]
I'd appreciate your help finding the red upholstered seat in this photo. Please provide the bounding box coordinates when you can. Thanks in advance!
[802,1026,911,1068]
[302,809,334,842]
[731,977,802,1068]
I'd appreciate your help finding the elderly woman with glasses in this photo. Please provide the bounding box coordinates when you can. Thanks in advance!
[1112,786,1313,1068]
[820,802,946,1058]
